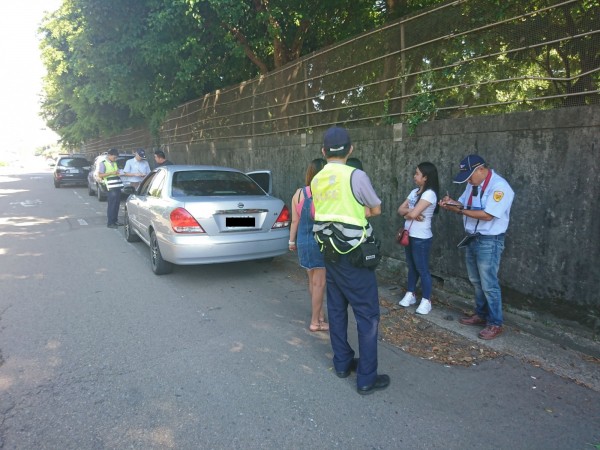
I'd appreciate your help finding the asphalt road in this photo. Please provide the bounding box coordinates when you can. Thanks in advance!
[0,163,598,449]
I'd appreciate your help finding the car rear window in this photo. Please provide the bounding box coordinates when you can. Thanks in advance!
[59,158,90,168]
[172,170,265,197]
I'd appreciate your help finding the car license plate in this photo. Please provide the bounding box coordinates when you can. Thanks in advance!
[226,217,255,227]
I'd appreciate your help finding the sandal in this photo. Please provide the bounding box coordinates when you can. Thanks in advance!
[309,321,329,332]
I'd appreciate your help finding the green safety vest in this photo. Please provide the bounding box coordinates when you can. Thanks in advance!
[102,160,123,190]
[311,163,367,227]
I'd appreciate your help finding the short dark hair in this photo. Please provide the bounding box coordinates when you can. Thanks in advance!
[154,150,166,158]
[346,157,363,170]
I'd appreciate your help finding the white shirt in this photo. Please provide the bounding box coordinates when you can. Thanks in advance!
[405,188,437,239]
[458,170,514,235]
[122,158,151,183]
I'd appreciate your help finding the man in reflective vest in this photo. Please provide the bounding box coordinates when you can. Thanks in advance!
[310,126,390,395]
[97,148,124,228]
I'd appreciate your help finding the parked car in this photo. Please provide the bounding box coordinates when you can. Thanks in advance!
[87,153,135,201]
[123,165,290,274]
[53,155,91,188]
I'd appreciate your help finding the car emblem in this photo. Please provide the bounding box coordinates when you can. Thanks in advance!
[238,202,244,208]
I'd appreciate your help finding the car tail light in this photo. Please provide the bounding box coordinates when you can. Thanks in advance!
[272,205,290,229]
[170,207,205,233]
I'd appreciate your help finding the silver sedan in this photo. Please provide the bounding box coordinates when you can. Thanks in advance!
[123,165,291,274]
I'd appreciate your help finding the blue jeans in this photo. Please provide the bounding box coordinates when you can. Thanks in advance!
[464,234,505,326]
[405,237,433,299]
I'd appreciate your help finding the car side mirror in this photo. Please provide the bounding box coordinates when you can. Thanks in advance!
[122,185,136,195]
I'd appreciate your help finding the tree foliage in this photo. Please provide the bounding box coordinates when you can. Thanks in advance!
[40,0,451,146]
[41,0,594,145]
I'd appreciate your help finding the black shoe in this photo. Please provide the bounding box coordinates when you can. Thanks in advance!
[357,374,390,395]
[336,358,359,378]
[107,223,118,229]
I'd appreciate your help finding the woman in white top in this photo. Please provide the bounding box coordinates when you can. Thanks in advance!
[397,162,440,315]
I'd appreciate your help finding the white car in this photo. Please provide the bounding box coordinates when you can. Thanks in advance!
[123,165,290,274]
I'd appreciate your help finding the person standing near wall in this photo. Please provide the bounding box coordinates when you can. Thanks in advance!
[311,126,390,395]
[97,148,124,229]
[439,154,514,340]
[289,158,328,332]
[397,162,440,315]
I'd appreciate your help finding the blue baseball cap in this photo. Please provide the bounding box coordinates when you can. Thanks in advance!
[135,148,146,159]
[323,126,351,151]
[454,154,486,183]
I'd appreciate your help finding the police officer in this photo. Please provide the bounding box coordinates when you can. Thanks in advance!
[439,154,514,340]
[97,148,124,228]
[311,126,390,395]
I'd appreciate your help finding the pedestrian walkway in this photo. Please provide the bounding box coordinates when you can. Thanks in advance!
[380,283,600,392]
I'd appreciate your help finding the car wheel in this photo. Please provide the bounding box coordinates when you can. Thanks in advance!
[124,212,141,242]
[150,230,173,275]
[97,184,107,202]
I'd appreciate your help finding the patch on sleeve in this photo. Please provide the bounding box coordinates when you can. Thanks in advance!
[493,191,504,202]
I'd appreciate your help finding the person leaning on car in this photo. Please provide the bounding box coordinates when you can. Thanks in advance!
[97,148,124,229]
[310,126,390,395]
[122,148,151,188]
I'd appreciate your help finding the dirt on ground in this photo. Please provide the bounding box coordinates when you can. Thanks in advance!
[285,258,502,366]
[378,293,502,367]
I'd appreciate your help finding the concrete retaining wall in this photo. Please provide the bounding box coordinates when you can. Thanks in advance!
[165,105,600,332]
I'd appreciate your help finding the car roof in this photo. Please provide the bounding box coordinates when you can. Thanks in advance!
[58,154,88,159]
[156,165,242,173]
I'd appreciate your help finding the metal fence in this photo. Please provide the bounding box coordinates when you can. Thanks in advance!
[84,0,598,153]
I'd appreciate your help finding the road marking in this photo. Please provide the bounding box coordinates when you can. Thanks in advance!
[9,199,42,207]
[78,219,88,226]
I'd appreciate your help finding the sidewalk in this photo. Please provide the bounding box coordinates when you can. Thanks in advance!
[281,251,600,392]
[379,280,600,393]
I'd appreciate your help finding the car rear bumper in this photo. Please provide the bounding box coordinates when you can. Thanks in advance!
[55,176,88,184]
[157,231,289,265]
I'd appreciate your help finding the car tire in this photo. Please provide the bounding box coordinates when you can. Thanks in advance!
[150,230,173,275]
[124,212,141,242]
[97,184,107,202]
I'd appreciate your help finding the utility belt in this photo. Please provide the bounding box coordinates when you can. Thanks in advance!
[315,225,381,270]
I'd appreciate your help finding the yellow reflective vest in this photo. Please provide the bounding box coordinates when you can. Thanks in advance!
[102,160,123,190]
[311,163,367,228]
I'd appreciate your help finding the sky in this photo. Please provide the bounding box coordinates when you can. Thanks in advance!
[0,1,62,156]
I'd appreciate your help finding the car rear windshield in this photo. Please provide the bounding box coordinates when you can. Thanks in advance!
[172,170,265,197]
[59,158,90,168]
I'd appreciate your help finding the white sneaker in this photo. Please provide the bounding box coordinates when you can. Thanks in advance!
[416,299,432,315]
[399,292,416,307]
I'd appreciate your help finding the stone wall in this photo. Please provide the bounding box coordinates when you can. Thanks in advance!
[163,105,600,332]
